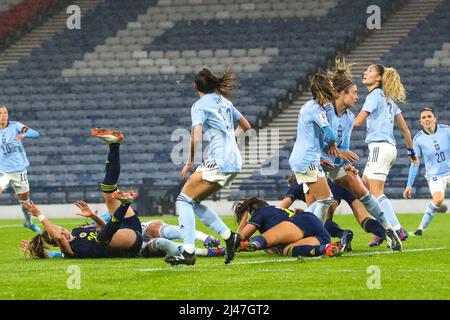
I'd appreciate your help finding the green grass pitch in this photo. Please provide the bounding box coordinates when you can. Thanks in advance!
[0,214,449,300]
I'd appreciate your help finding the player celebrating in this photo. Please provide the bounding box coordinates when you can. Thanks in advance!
[354,64,418,246]
[288,73,340,224]
[320,58,401,250]
[167,67,251,266]
[0,105,41,233]
[403,108,449,235]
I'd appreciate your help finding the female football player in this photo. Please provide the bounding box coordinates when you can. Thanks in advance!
[403,107,449,235]
[22,129,143,258]
[0,105,41,233]
[318,58,401,250]
[235,198,341,258]
[169,67,251,266]
[288,73,339,224]
[354,64,418,247]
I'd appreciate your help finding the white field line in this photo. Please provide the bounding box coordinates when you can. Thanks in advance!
[138,247,448,272]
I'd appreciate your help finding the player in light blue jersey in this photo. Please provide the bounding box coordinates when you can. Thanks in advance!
[404,108,449,235]
[289,73,340,224]
[0,105,41,233]
[167,68,251,266]
[354,65,418,247]
[319,59,402,250]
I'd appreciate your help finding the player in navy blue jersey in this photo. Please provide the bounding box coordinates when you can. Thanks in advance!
[22,129,143,258]
[280,174,387,251]
[0,105,41,233]
[234,198,341,258]
[22,192,142,259]
[354,64,418,246]
[404,108,449,235]
[168,68,251,266]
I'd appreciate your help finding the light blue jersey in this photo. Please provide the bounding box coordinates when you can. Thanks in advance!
[362,88,401,146]
[289,100,334,173]
[191,93,243,173]
[412,124,450,180]
[0,121,32,173]
[323,106,355,167]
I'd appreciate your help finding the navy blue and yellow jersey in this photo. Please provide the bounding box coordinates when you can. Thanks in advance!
[248,206,295,234]
[68,226,121,259]
[285,182,306,202]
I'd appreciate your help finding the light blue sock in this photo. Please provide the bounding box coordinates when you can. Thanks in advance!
[159,225,182,240]
[152,238,183,256]
[160,224,209,242]
[176,193,196,253]
[47,250,63,258]
[312,197,334,224]
[193,202,231,240]
[377,194,401,231]
[360,192,390,228]
[419,202,439,231]
[20,200,32,225]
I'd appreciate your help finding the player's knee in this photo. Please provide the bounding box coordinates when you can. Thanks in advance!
[147,220,165,237]
[432,193,444,206]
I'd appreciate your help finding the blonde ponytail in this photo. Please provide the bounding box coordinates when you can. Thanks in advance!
[381,67,406,103]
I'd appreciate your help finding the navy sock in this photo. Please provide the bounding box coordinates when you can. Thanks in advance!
[288,245,326,257]
[324,220,344,238]
[101,144,120,193]
[250,235,267,250]
[97,204,129,244]
[361,218,386,239]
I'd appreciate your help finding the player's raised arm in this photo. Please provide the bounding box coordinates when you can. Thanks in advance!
[74,201,106,230]
[23,202,74,257]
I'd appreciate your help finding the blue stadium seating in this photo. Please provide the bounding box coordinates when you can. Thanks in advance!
[1,0,446,204]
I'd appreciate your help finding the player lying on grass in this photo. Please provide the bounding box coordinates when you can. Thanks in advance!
[79,200,225,258]
[280,173,387,251]
[20,202,226,259]
[21,128,225,258]
[22,192,143,259]
[234,198,341,258]
[403,107,449,236]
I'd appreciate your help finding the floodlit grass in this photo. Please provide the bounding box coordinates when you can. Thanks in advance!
[0,214,449,300]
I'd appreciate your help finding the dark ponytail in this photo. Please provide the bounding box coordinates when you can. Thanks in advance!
[195,67,236,100]
[232,197,269,224]
[310,73,337,105]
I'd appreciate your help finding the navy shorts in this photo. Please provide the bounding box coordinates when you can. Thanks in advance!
[290,212,331,245]
[119,215,143,257]
[328,180,356,204]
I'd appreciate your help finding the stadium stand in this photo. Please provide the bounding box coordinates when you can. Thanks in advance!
[0,0,62,47]
[0,0,448,205]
